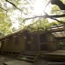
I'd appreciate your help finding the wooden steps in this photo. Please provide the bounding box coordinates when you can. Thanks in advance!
[18,55,35,59]
[18,58,34,63]
[17,51,40,63]
[17,54,35,63]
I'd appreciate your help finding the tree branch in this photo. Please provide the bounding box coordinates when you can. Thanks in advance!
[0,6,7,11]
[22,13,65,24]
[5,0,22,11]
[50,18,64,23]
[23,14,65,22]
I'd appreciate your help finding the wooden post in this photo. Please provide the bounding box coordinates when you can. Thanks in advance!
[37,28,40,51]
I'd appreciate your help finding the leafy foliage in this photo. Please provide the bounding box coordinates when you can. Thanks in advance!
[0,8,12,36]
[0,0,65,37]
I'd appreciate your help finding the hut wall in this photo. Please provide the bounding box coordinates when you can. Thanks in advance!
[1,33,25,52]
[24,32,39,51]
[14,34,25,52]
[1,39,9,52]
[31,34,39,51]
[0,31,57,52]
[46,33,57,51]
[40,33,48,51]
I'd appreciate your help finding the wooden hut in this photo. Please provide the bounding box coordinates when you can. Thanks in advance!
[0,24,65,54]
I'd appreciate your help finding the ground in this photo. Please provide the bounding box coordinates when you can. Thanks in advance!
[0,55,65,65]
[0,55,15,65]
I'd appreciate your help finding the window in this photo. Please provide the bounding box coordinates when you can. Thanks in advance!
[40,34,47,43]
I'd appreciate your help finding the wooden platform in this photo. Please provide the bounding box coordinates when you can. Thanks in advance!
[45,50,65,55]
[3,60,32,65]
[44,50,65,61]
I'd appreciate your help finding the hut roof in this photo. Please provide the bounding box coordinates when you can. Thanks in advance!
[47,24,65,38]
[0,24,65,41]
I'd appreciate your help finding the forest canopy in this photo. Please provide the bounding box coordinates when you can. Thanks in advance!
[0,0,65,37]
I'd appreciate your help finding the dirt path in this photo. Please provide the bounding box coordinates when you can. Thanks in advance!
[0,55,15,65]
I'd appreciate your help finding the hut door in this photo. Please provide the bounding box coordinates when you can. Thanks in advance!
[25,33,31,51]
[31,34,39,51]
